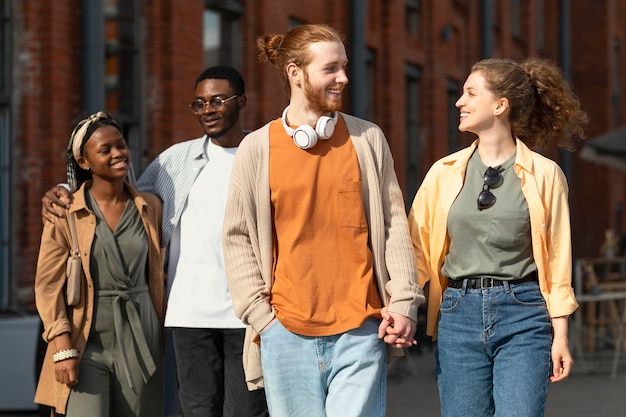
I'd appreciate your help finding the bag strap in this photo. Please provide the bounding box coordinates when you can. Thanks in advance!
[67,211,80,258]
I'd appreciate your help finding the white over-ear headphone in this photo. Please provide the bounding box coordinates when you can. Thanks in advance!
[281,106,338,150]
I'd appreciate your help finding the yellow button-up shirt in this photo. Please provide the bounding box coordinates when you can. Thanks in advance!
[408,139,579,338]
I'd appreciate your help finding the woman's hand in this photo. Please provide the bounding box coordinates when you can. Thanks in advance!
[51,333,80,386]
[550,316,573,382]
[54,358,80,386]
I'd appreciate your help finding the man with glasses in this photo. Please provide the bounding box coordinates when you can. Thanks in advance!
[41,66,268,417]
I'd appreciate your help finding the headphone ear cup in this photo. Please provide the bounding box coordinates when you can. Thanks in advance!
[292,125,318,149]
[281,106,338,149]
[315,116,336,139]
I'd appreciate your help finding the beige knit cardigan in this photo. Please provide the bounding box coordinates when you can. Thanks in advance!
[222,113,425,389]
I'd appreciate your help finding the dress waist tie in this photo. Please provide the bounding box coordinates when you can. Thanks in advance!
[98,284,156,394]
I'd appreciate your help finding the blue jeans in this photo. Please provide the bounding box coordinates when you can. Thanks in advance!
[436,281,552,417]
[171,327,268,417]
[260,318,386,417]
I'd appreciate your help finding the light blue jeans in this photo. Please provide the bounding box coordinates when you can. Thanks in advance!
[259,318,386,417]
[436,281,552,417]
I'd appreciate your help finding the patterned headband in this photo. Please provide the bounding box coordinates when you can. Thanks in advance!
[68,111,111,161]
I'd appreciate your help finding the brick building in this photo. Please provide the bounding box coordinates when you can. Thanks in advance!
[1,0,625,309]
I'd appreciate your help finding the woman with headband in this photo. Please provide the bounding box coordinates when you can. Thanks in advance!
[33,112,165,416]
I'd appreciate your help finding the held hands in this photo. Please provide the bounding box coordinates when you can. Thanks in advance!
[378,307,417,348]
[41,185,73,224]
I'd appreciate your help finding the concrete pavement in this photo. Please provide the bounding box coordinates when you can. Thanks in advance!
[3,344,626,416]
[387,345,626,417]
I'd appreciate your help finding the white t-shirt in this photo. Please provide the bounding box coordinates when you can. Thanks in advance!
[164,139,243,328]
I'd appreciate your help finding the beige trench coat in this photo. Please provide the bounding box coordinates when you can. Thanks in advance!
[34,182,165,414]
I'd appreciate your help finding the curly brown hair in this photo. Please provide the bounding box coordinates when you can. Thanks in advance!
[257,24,344,97]
[472,57,589,150]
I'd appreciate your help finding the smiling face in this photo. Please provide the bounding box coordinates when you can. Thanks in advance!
[301,41,349,114]
[455,70,503,135]
[193,78,242,140]
[78,124,129,183]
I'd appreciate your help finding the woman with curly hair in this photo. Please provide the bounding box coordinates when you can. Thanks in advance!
[408,57,588,417]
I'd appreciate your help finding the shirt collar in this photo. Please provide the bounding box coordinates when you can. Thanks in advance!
[194,135,210,160]
[514,138,535,173]
[439,138,535,174]
[69,181,147,213]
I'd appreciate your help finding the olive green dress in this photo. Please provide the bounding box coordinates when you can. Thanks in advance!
[65,191,162,417]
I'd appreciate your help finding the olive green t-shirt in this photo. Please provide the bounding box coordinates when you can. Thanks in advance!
[442,149,537,280]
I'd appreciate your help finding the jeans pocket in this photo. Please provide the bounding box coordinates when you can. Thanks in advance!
[259,318,279,337]
[509,283,546,306]
[440,288,461,313]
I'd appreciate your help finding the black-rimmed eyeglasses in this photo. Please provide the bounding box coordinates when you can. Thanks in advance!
[477,166,503,211]
[189,94,238,114]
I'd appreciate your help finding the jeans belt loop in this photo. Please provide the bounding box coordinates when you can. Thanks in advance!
[480,277,494,288]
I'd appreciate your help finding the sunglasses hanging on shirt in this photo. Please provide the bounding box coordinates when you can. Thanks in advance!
[477,166,504,211]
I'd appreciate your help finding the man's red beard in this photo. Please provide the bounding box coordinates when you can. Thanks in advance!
[303,71,342,114]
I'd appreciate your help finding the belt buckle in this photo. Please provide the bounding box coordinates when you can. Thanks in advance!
[480,277,494,288]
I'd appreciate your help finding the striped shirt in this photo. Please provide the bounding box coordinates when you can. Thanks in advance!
[136,136,210,248]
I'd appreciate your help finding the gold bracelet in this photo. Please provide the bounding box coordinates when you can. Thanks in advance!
[52,348,79,363]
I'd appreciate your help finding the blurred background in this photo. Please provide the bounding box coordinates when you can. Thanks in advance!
[1,0,626,414]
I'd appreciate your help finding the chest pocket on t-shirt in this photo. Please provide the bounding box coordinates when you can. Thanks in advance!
[338,181,367,229]
[486,209,530,249]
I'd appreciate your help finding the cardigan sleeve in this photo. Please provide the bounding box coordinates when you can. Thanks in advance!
[378,133,425,319]
[344,114,424,319]
[222,127,275,333]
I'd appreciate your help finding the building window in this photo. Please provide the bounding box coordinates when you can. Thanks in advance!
[365,48,377,122]
[406,0,421,36]
[511,0,521,37]
[405,64,422,209]
[0,0,8,103]
[536,0,544,50]
[203,0,244,69]
[289,17,307,28]
[0,0,11,307]
[104,0,139,116]
[80,1,141,170]
[447,79,461,153]
[103,0,142,172]
[612,37,621,126]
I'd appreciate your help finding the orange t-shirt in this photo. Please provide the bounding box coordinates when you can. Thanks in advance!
[268,115,382,337]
